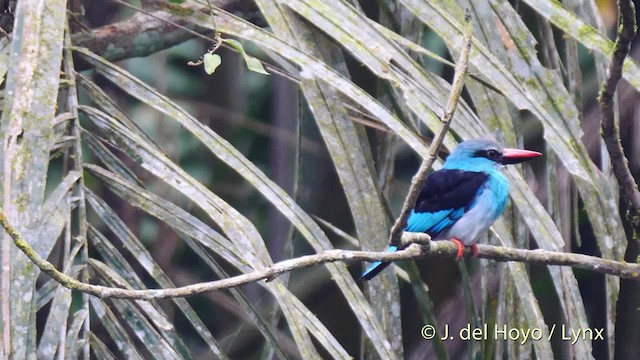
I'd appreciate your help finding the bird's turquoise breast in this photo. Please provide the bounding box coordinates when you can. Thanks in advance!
[442,170,510,244]
[486,171,509,216]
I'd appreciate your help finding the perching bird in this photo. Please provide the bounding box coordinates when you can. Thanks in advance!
[361,139,542,281]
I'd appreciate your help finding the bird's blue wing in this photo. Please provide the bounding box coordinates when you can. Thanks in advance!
[361,170,488,281]
[408,170,488,237]
[405,208,465,234]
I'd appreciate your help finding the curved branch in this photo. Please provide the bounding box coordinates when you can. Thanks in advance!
[1,207,639,300]
[599,0,640,234]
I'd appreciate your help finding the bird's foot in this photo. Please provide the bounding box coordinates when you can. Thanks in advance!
[452,238,465,260]
[471,244,478,258]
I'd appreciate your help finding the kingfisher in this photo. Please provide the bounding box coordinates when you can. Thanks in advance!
[361,139,542,281]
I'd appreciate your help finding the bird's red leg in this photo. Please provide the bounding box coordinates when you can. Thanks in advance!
[451,238,465,260]
[471,244,478,258]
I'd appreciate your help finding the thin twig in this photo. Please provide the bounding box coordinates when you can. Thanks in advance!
[388,13,473,246]
[599,0,640,236]
[2,207,640,300]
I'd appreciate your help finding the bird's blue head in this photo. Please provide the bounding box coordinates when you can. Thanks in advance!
[443,139,542,172]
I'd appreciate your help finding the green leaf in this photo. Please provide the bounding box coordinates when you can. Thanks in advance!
[203,52,221,74]
[77,73,164,154]
[84,164,289,359]
[80,104,348,358]
[244,55,269,74]
[223,38,269,74]
[36,245,81,359]
[64,310,88,360]
[90,260,185,360]
[89,297,145,360]
[0,1,67,356]
[84,192,216,359]
[89,333,119,360]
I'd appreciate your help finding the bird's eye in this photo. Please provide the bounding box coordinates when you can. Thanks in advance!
[487,149,499,159]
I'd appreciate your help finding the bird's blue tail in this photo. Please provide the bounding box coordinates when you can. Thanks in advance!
[360,245,398,281]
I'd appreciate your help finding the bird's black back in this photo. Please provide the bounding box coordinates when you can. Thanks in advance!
[414,170,488,213]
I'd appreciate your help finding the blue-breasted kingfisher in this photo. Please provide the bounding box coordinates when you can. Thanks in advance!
[361,139,542,281]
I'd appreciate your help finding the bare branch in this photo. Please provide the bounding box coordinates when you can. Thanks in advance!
[599,0,640,235]
[2,206,640,300]
[388,13,473,246]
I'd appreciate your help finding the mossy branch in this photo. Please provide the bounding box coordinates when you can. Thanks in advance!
[2,207,640,300]
[72,0,261,66]
[599,0,640,236]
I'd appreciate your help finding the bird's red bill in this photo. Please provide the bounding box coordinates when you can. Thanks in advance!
[501,148,542,164]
